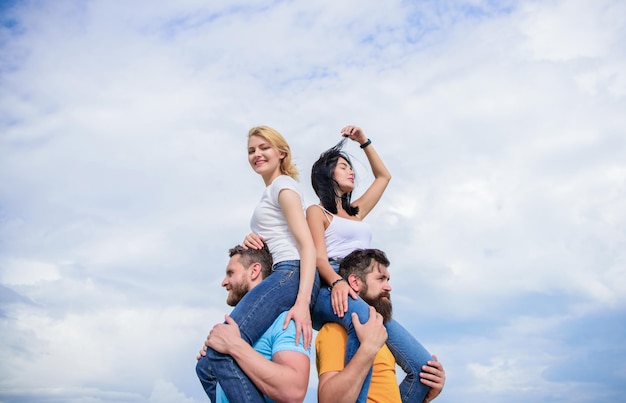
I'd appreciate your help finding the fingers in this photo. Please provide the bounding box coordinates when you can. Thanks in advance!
[369,308,385,331]
[425,354,444,372]
[351,308,378,326]
[337,281,354,317]
[341,125,360,135]
[292,323,312,349]
[421,365,442,378]
[283,313,291,330]
[296,321,313,349]
[420,377,441,388]
[283,314,303,346]
[355,308,387,347]
[196,344,207,360]
[331,286,349,317]
[340,125,364,141]
[369,306,380,321]
[291,320,312,348]
[348,287,358,300]
[332,297,342,318]
[295,325,302,347]
[428,360,443,371]
[242,237,252,249]
[421,354,446,388]
[333,282,350,314]
[351,312,362,327]
[330,290,339,316]
[303,325,312,350]
[243,233,264,249]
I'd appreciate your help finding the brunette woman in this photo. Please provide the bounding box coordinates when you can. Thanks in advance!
[308,125,433,403]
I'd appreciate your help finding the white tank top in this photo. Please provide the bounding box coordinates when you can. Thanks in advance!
[317,206,373,259]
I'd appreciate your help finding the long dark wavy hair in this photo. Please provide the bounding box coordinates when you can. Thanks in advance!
[311,137,359,216]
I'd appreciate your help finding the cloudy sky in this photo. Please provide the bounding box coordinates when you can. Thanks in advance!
[1,0,625,402]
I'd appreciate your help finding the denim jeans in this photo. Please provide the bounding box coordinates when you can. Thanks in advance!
[386,319,433,401]
[312,260,432,403]
[196,260,319,402]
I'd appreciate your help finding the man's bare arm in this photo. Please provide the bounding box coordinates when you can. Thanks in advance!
[318,307,387,403]
[207,315,309,403]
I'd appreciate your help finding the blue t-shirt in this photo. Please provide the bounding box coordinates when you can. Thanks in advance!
[215,311,310,403]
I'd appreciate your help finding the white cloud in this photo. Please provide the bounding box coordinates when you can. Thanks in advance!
[0,259,61,285]
[1,303,220,400]
[1,0,625,402]
[519,0,625,61]
[150,380,199,403]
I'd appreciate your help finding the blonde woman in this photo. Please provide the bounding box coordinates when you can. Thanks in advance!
[196,126,317,402]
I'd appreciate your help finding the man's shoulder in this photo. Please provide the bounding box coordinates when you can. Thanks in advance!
[266,311,290,333]
[316,322,348,349]
[263,312,309,355]
[318,322,347,336]
[316,323,348,375]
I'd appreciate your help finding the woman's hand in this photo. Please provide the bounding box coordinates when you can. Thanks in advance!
[341,125,368,146]
[243,233,264,249]
[330,280,358,317]
[283,299,313,349]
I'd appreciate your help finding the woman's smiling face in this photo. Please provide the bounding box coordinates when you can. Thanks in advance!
[248,135,284,180]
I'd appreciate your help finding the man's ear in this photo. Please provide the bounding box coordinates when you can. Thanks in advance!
[249,262,263,281]
[347,274,361,293]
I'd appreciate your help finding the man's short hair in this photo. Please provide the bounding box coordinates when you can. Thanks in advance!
[338,248,390,282]
[228,243,273,279]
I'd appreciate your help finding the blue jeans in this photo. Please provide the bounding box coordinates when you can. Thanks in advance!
[386,320,433,401]
[196,260,319,402]
[312,260,432,403]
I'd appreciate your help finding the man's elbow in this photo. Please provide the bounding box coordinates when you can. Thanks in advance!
[287,388,307,403]
[319,389,351,403]
[273,386,307,403]
[266,376,308,403]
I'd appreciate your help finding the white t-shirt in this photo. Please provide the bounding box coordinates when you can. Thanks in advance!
[250,175,305,264]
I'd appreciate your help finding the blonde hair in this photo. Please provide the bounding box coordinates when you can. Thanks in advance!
[248,126,299,180]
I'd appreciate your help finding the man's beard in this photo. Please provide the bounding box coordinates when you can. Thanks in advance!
[226,282,250,306]
[361,288,393,323]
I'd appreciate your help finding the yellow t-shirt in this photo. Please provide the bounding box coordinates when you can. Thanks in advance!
[316,323,401,403]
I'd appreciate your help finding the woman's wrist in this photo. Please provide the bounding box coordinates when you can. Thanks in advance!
[294,293,311,306]
[360,138,372,149]
[330,278,347,289]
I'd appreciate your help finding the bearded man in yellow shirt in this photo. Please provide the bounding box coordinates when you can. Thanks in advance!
[316,249,446,403]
